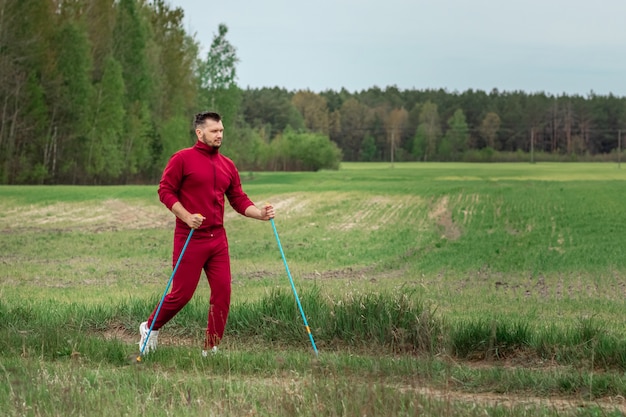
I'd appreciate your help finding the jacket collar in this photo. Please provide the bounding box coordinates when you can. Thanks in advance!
[194,140,220,155]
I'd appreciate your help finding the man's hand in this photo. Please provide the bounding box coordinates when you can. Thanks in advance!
[246,203,274,220]
[261,203,275,220]
[186,213,205,229]
[171,202,205,229]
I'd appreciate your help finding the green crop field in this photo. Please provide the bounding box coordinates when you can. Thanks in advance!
[1,162,625,416]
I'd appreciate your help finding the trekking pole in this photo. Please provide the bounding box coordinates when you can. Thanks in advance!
[137,227,195,362]
[270,217,319,357]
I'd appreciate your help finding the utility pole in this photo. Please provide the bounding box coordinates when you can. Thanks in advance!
[530,128,535,164]
[390,129,395,168]
[619,130,622,169]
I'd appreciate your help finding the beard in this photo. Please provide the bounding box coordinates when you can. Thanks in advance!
[201,133,221,148]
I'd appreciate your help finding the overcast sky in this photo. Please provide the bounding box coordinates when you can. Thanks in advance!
[167,0,626,96]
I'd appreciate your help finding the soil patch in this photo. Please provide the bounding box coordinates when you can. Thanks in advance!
[1,199,173,233]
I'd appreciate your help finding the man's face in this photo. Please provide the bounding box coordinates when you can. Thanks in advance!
[197,118,224,148]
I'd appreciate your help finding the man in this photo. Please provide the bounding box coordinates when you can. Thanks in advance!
[139,111,275,356]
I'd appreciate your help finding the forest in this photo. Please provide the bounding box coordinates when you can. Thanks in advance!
[1,0,625,185]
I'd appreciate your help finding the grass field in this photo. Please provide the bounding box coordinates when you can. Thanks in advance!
[1,162,625,416]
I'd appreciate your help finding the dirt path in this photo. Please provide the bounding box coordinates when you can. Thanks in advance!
[393,383,626,414]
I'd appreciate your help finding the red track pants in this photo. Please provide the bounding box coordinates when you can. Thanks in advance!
[148,227,231,349]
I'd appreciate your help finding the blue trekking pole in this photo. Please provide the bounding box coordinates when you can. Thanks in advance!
[137,227,195,362]
[270,217,319,357]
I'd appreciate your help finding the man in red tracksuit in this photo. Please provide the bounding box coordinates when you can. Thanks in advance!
[139,111,275,356]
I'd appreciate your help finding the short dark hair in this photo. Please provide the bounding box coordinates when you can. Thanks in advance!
[194,111,221,129]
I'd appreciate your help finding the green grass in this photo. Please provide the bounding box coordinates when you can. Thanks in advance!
[1,162,626,416]
[7,354,622,417]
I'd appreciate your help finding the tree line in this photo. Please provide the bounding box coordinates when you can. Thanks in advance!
[1,0,625,185]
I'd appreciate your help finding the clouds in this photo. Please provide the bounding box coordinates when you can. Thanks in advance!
[169,0,626,95]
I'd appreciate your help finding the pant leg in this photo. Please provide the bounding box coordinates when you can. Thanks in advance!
[203,231,231,349]
[148,230,205,330]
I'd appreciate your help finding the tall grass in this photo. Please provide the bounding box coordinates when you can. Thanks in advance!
[2,289,625,372]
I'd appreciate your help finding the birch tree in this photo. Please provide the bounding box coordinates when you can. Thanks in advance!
[197,23,240,130]
[412,101,441,161]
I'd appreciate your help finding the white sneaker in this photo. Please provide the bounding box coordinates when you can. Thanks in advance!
[138,321,159,354]
[201,346,219,357]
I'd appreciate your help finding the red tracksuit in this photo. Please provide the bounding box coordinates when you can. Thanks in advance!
[148,140,254,349]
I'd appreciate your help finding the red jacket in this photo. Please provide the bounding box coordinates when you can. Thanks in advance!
[158,141,254,233]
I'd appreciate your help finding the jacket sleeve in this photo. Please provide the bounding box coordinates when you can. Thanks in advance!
[225,161,254,215]
[158,153,183,210]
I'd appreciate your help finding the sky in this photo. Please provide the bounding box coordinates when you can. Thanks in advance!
[167,0,626,97]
